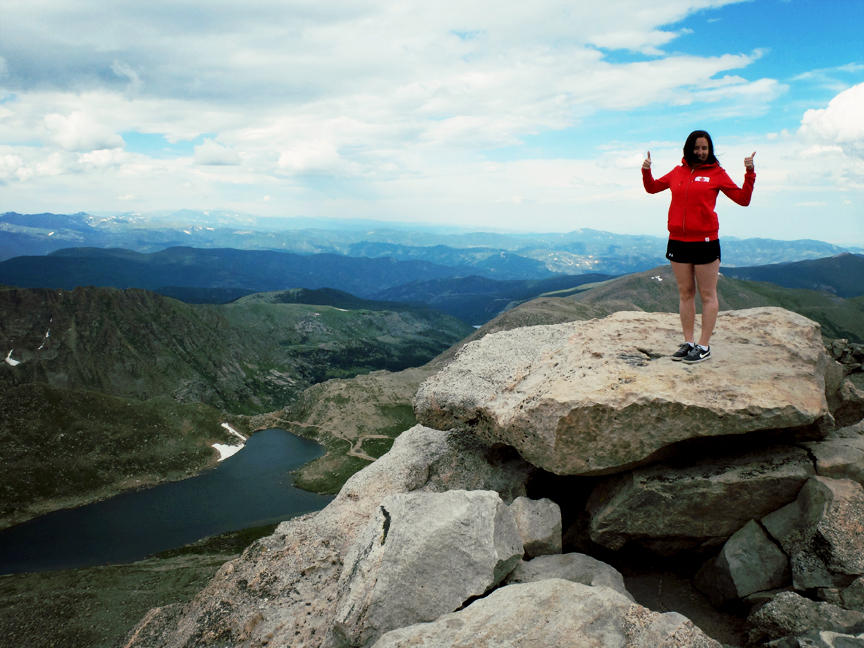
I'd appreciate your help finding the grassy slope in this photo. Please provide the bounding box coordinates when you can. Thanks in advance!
[568,265,864,343]
[0,382,249,530]
[721,253,864,298]
[215,296,472,381]
[0,286,309,415]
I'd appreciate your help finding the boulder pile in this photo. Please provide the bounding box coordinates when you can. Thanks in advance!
[125,308,864,648]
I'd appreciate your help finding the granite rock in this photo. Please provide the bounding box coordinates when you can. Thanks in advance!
[123,426,534,648]
[587,446,814,553]
[503,552,634,601]
[747,591,864,646]
[762,477,864,590]
[508,496,562,558]
[415,308,833,476]
[326,490,523,648]
[695,520,790,607]
[371,579,721,648]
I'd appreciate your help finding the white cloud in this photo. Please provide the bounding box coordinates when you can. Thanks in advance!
[277,142,349,175]
[79,148,127,167]
[798,82,864,159]
[43,111,124,151]
[193,138,241,166]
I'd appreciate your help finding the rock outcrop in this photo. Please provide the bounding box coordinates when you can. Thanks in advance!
[762,477,864,590]
[747,591,864,645]
[125,308,864,648]
[326,490,522,648]
[695,520,790,607]
[415,308,834,476]
[503,553,633,601]
[804,437,864,486]
[123,426,533,648]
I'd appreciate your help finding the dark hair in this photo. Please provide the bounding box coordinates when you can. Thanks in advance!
[683,130,718,166]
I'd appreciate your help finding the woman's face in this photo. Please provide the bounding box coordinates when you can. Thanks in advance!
[694,137,710,164]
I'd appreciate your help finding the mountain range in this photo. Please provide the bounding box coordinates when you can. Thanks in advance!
[3,211,860,276]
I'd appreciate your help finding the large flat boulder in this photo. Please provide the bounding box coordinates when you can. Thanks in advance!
[371,580,721,648]
[415,308,833,476]
[586,445,814,553]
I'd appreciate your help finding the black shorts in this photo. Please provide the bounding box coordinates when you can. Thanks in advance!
[665,239,721,265]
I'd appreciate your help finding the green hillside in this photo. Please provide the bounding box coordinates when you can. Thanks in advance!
[0,383,247,531]
[0,285,470,528]
[722,253,864,298]
[214,291,473,381]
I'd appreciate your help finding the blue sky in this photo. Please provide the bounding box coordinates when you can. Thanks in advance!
[0,0,862,245]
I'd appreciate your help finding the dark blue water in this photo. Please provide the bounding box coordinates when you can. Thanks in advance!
[0,429,333,574]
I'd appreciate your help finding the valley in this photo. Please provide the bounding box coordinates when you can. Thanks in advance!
[0,283,471,531]
[1,213,863,648]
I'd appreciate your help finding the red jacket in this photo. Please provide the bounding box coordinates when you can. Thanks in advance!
[642,159,756,242]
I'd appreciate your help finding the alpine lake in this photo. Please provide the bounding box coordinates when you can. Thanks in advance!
[0,428,334,574]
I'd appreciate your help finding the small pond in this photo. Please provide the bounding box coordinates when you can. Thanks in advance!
[0,428,333,574]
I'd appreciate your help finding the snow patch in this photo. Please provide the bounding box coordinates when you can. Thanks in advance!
[650,275,663,282]
[214,422,247,461]
[5,350,21,366]
[221,422,247,441]
[213,443,244,461]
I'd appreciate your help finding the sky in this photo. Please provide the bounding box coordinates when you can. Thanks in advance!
[1,0,862,246]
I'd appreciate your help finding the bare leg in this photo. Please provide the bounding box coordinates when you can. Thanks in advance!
[670,261,696,343]
[694,260,720,347]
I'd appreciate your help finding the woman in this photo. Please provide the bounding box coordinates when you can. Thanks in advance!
[642,130,756,364]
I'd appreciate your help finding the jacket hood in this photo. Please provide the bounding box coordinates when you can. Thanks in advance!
[681,157,720,170]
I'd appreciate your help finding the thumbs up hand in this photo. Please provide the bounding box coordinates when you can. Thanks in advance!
[642,151,652,170]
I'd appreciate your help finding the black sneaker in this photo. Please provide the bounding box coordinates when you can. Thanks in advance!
[671,343,694,361]
[682,345,711,364]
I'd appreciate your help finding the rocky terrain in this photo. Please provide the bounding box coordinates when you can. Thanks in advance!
[257,264,864,502]
[121,306,864,648]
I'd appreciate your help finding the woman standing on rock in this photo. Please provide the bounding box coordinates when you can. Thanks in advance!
[642,130,755,364]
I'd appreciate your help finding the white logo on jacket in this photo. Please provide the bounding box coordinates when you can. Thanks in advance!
[695,176,710,182]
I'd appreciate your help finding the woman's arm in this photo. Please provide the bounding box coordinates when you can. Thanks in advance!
[642,151,670,194]
[719,151,757,206]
